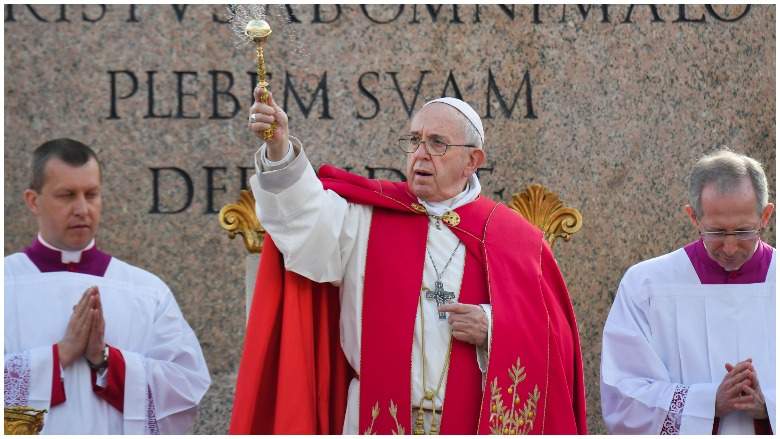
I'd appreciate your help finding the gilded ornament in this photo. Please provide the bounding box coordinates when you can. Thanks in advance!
[440,210,460,227]
[4,406,46,435]
[245,19,276,140]
[218,189,265,253]
[508,184,583,248]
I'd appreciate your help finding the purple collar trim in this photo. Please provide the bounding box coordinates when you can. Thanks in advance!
[684,239,773,284]
[24,238,111,277]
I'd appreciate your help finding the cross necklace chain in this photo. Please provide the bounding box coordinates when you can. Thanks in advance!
[425,241,461,319]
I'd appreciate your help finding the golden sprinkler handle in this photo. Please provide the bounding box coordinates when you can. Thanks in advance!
[246,20,276,140]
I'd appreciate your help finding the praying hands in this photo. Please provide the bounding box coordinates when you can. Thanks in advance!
[715,359,768,420]
[57,286,106,368]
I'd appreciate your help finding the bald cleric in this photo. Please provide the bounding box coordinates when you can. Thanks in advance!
[230,90,587,434]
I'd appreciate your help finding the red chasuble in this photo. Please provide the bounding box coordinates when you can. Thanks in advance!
[230,165,587,434]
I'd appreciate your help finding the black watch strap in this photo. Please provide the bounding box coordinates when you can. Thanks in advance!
[86,345,109,371]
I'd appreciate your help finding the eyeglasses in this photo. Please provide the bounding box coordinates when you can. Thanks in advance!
[398,136,477,156]
[699,229,762,242]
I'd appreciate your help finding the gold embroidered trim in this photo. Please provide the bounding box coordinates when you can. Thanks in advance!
[364,402,379,435]
[489,357,540,435]
[363,400,406,435]
[411,203,427,214]
[389,400,405,435]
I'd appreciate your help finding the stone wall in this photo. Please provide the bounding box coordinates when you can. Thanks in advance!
[4,4,775,434]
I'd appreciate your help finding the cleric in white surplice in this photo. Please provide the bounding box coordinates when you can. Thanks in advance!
[601,148,775,435]
[4,139,211,434]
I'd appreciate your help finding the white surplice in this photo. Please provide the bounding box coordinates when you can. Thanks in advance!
[4,253,211,434]
[601,247,776,434]
[250,140,491,434]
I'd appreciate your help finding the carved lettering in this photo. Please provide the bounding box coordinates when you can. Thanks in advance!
[144,71,173,119]
[172,4,188,22]
[175,71,200,119]
[441,71,464,100]
[622,5,665,23]
[357,71,381,120]
[107,70,139,120]
[560,4,610,23]
[485,69,536,119]
[313,4,341,23]
[387,70,431,117]
[361,4,404,24]
[204,166,228,214]
[706,4,750,22]
[239,166,254,191]
[410,4,463,24]
[149,167,194,214]
[127,4,139,22]
[82,4,106,23]
[210,70,240,119]
[284,72,333,119]
[673,4,705,23]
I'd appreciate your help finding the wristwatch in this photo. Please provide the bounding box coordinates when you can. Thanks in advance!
[86,345,109,371]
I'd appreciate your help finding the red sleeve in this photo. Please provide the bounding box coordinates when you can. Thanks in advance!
[754,418,772,435]
[229,235,352,434]
[90,345,126,412]
[713,415,772,434]
[51,344,66,407]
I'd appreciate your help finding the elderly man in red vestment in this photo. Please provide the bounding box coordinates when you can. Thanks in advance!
[230,88,587,434]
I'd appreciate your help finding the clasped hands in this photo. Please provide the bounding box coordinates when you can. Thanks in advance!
[57,286,106,368]
[715,359,768,420]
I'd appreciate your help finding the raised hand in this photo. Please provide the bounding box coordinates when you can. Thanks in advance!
[248,88,289,160]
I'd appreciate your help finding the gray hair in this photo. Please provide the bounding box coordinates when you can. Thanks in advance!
[462,116,484,149]
[688,148,769,218]
[415,102,484,149]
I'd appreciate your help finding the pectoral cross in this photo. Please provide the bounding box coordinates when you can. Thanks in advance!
[425,280,455,319]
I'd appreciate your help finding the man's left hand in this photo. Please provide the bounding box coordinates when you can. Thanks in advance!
[728,361,769,420]
[438,303,488,348]
[85,287,106,366]
[735,384,769,420]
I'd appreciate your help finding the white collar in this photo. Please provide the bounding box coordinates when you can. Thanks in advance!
[38,233,95,264]
[418,173,482,217]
